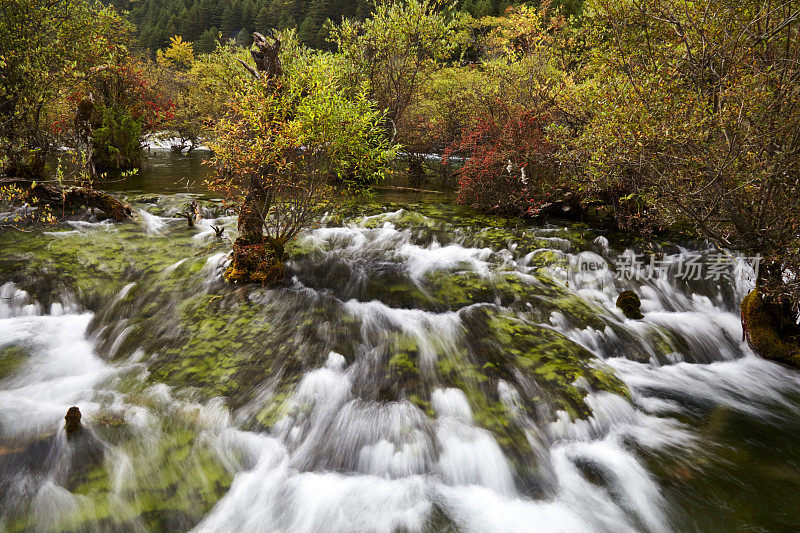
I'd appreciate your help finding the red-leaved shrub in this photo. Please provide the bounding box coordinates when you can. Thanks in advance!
[445,103,573,216]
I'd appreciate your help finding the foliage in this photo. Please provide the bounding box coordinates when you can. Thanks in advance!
[156,35,195,70]
[185,39,257,121]
[91,104,144,172]
[448,104,561,213]
[437,3,581,211]
[155,36,208,152]
[289,52,398,191]
[208,33,396,263]
[329,0,457,142]
[575,0,800,305]
[0,0,132,178]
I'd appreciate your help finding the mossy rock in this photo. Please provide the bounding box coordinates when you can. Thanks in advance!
[527,249,570,270]
[0,219,208,308]
[423,270,497,310]
[371,333,430,404]
[742,290,800,367]
[414,270,543,312]
[0,345,28,380]
[55,426,233,532]
[616,290,644,319]
[94,271,359,412]
[254,390,294,428]
[463,306,631,420]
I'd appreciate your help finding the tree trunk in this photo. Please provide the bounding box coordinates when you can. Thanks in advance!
[237,173,269,243]
[226,31,285,285]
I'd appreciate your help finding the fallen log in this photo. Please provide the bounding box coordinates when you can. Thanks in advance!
[1,178,132,221]
[375,185,446,194]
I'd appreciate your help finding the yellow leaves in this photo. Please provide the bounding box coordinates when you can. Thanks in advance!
[157,35,195,71]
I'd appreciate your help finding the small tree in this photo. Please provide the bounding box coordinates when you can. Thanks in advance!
[157,36,207,153]
[330,0,455,180]
[208,32,396,285]
[447,103,565,214]
[441,3,582,213]
[330,0,454,133]
[156,36,195,71]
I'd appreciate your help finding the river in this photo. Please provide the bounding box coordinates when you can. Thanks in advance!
[0,150,799,532]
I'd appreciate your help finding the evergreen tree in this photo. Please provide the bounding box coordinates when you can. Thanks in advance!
[115,0,578,52]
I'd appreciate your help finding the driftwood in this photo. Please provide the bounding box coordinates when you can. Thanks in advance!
[183,199,202,227]
[1,178,132,221]
[252,30,283,79]
[237,30,283,82]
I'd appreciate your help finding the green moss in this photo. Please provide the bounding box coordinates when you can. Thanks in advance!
[0,345,28,380]
[254,390,293,428]
[388,338,420,377]
[62,426,233,532]
[464,307,631,420]
[424,271,495,309]
[527,249,569,270]
[406,393,433,415]
[0,220,213,308]
[742,290,800,366]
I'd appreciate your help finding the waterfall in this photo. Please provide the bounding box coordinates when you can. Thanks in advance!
[0,200,798,532]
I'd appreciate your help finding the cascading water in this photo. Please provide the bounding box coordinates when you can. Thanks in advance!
[1,191,799,532]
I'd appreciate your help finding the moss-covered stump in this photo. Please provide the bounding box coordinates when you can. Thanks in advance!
[741,290,800,367]
[225,238,285,286]
[616,290,644,319]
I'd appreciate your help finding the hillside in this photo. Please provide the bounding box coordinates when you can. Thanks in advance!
[111,0,582,52]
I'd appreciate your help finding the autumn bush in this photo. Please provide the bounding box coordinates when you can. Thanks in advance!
[207,31,396,283]
[447,104,569,214]
[576,0,800,308]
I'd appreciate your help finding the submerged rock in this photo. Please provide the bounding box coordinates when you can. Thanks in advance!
[134,195,159,204]
[0,346,27,380]
[616,290,644,319]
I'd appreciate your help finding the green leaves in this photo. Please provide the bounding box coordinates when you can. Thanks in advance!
[0,0,134,177]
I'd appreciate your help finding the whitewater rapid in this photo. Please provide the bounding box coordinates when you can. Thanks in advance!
[0,208,797,532]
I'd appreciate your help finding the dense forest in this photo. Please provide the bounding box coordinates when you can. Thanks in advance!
[110,0,583,51]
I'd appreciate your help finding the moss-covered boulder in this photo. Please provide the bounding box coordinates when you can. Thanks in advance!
[616,290,644,319]
[463,307,631,421]
[741,290,800,367]
[53,425,233,532]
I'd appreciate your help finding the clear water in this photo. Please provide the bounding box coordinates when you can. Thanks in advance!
[1,153,799,532]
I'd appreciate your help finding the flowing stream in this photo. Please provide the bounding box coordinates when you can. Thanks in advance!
[1,153,800,532]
